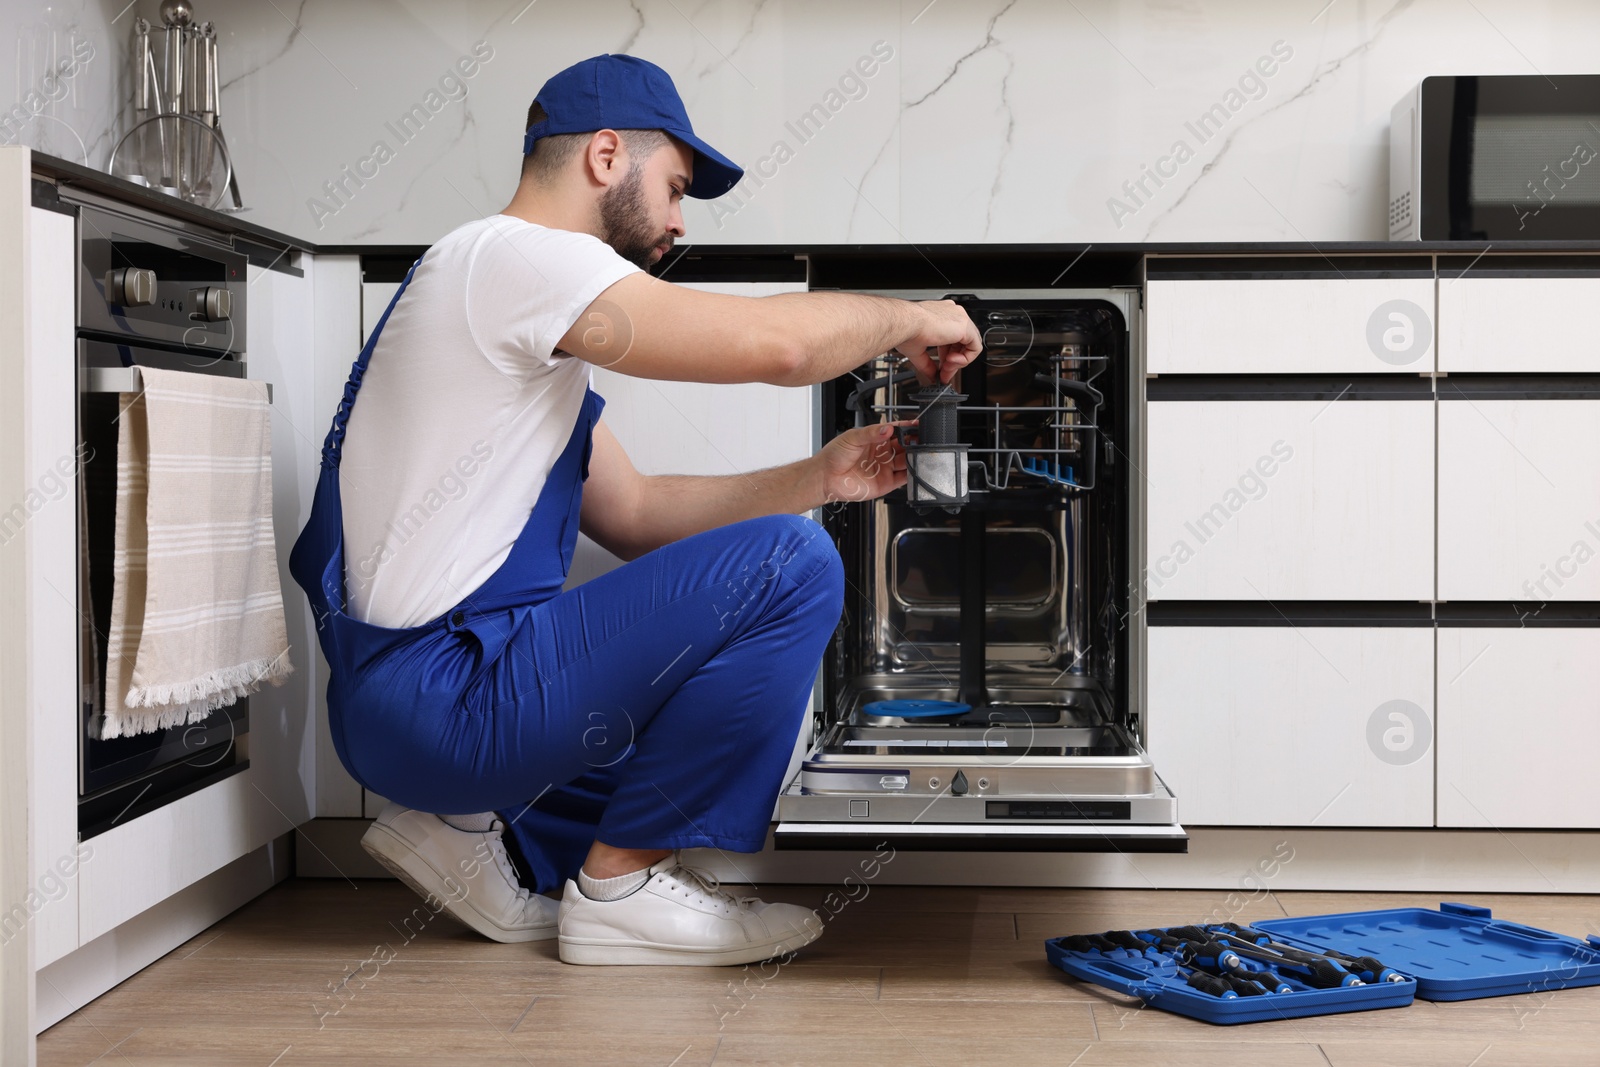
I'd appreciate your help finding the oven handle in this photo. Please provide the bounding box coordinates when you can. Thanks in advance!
[80,365,273,403]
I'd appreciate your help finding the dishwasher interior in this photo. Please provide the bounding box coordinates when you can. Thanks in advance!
[775,290,1185,852]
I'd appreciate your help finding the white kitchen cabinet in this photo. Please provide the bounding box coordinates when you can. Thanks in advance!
[241,257,322,828]
[26,206,81,966]
[1438,399,1600,602]
[1145,400,1434,601]
[1438,276,1600,373]
[1437,628,1600,829]
[1147,277,1436,375]
[309,256,367,818]
[1147,626,1435,827]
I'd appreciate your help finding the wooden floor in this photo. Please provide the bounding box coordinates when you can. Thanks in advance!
[37,878,1600,1066]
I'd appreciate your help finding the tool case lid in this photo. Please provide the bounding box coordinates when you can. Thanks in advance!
[1255,902,1600,1002]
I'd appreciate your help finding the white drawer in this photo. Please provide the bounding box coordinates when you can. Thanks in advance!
[1437,628,1600,829]
[1147,626,1435,827]
[1438,399,1600,602]
[1147,277,1436,375]
[1146,400,1434,600]
[1438,275,1600,373]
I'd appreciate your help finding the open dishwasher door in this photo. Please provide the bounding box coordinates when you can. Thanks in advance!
[775,291,1186,853]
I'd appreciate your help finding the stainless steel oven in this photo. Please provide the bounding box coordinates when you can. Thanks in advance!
[776,289,1186,852]
[74,203,252,839]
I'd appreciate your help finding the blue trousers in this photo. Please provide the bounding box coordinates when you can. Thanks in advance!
[341,514,844,895]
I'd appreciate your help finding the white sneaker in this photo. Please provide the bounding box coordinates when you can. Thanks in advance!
[557,852,824,966]
[361,802,558,943]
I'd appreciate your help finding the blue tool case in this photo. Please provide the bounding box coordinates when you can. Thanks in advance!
[1045,902,1600,1025]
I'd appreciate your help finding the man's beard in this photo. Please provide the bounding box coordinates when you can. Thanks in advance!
[599,164,669,269]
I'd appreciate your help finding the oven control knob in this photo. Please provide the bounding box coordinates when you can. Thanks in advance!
[188,286,232,322]
[950,770,969,796]
[104,267,157,307]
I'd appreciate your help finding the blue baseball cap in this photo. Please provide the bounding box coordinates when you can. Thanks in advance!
[523,54,743,200]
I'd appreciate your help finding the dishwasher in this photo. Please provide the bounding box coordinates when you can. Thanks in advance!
[775,289,1186,852]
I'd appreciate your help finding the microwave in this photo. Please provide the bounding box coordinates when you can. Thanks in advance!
[1389,75,1600,241]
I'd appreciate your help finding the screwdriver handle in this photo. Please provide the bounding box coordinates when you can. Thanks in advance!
[1181,939,1244,973]
[1214,922,1262,940]
[1301,958,1364,989]
[1102,930,1154,951]
[1220,973,1268,997]
[1319,950,1407,984]
[1239,969,1293,994]
[1184,971,1238,999]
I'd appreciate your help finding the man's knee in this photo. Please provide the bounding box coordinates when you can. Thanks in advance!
[743,514,841,591]
[714,515,842,630]
[797,517,845,602]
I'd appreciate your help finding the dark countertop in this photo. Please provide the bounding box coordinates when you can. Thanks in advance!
[31,151,313,258]
[32,151,1600,286]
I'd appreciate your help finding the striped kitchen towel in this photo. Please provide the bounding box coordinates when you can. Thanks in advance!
[99,366,293,739]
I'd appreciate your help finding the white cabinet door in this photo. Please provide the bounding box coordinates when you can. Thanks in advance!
[305,256,367,818]
[1438,399,1600,602]
[1438,276,1600,373]
[1437,628,1600,828]
[1147,626,1435,827]
[1147,278,1436,375]
[242,259,320,831]
[1146,400,1434,601]
[27,206,81,965]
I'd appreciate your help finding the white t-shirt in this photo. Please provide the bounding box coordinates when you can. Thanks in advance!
[339,215,641,629]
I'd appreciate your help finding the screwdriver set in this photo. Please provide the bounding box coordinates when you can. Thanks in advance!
[1047,903,1600,1025]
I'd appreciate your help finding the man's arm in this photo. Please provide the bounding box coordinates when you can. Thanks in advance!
[557,273,982,389]
[580,419,907,562]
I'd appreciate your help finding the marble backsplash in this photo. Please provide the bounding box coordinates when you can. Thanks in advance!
[6,0,1600,247]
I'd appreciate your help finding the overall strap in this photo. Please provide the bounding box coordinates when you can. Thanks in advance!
[320,255,426,470]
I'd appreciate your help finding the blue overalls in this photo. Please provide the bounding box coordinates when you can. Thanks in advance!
[289,255,845,893]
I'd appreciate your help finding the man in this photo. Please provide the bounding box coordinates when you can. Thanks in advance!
[290,54,980,967]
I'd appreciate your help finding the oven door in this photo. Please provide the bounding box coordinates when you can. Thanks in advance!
[77,338,251,838]
[775,287,1185,853]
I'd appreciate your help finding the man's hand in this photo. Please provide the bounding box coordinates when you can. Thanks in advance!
[895,301,983,386]
[814,421,913,506]
[583,418,917,560]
